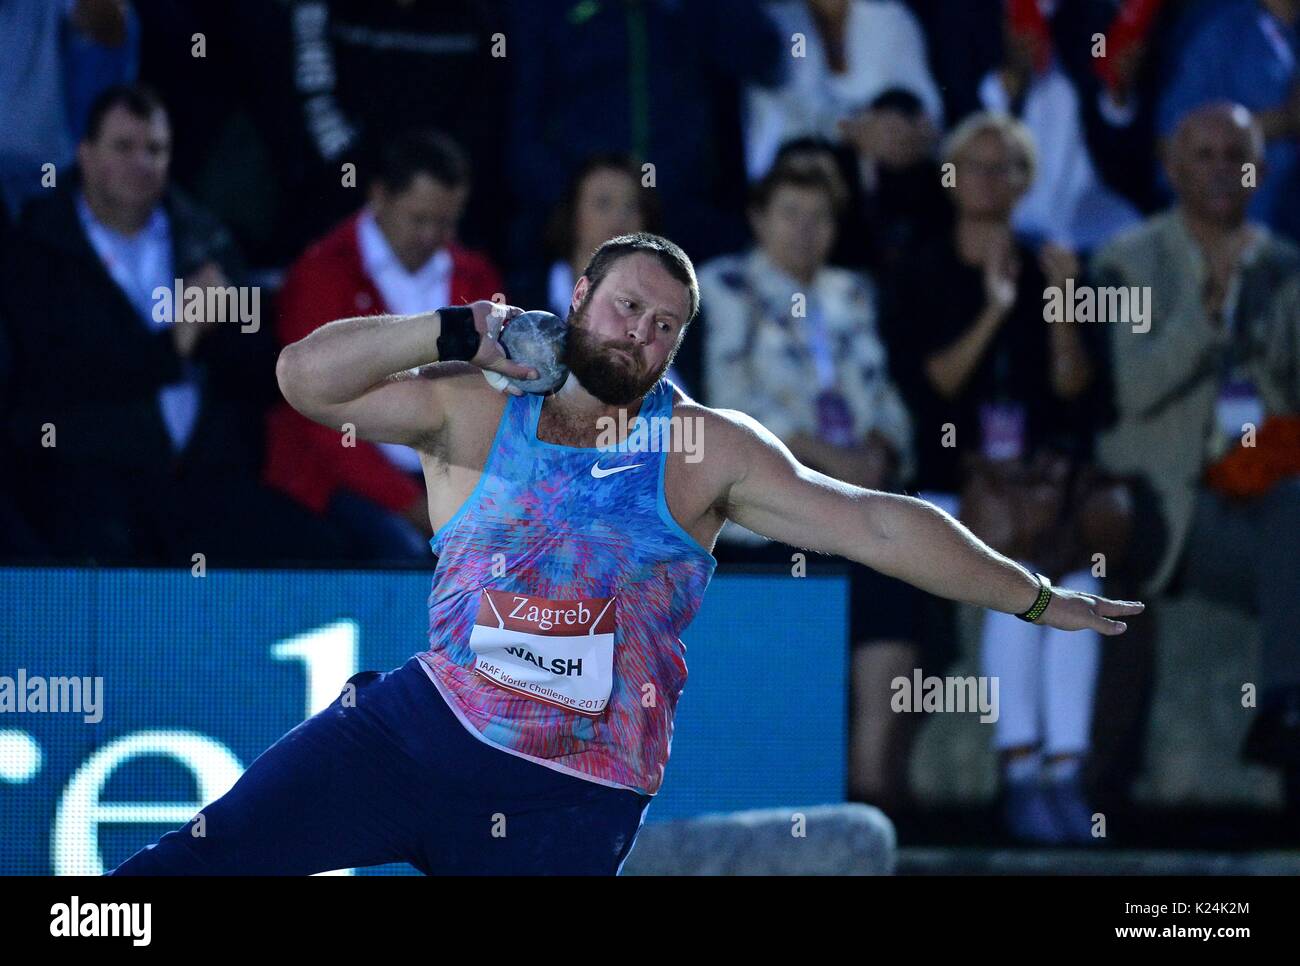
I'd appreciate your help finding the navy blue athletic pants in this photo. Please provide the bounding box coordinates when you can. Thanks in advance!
[107,657,652,875]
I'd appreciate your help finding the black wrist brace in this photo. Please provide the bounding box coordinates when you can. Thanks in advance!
[435,306,479,362]
[1016,572,1054,623]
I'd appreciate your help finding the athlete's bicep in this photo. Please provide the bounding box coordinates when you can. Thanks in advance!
[721,411,887,560]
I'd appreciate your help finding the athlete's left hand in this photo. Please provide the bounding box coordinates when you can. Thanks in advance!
[1038,587,1144,635]
[465,300,534,396]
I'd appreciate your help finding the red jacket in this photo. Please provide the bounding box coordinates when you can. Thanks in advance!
[264,212,503,515]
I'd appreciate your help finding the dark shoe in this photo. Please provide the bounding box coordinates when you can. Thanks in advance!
[1003,778,1064,844]
[1045,777,1101,845]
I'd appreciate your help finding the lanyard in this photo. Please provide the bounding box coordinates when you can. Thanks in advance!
[802,300,838,391]
[1258,11,1296,75]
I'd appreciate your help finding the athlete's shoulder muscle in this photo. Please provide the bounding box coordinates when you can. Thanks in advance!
[697,404,872,552]
[691,403,786,456]
[675,402,786,510]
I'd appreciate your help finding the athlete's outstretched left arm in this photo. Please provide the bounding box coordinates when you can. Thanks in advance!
[717,410,1143,635]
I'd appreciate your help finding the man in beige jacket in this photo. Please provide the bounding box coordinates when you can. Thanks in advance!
[1092,102,1300,797]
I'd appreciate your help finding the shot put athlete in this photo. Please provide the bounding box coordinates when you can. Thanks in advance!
[110,232,1142,876]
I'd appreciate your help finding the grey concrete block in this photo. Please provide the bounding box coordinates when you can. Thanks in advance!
[621,803,895,875]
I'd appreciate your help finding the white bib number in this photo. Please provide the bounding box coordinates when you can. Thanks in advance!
[468,590,616,716]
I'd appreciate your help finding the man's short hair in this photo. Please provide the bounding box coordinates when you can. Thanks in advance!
[748,161,848,218]
[1171,101,1265,162]
[374,130,471,194]
[84,84,168,143]
[579,232,700,325]
[869,86,926,118]
[543,152,663,261]
[941,110,1037,184]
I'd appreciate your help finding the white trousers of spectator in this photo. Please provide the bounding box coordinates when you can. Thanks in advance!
[918,491,1102,758]
[980,566,1102,756]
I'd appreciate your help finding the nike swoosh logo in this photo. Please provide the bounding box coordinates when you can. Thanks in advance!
[590,461,645,479]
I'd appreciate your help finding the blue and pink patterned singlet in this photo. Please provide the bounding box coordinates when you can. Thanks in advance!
[417,378,716,795]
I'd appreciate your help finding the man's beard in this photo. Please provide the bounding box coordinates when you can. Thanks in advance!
[562,301,673,405]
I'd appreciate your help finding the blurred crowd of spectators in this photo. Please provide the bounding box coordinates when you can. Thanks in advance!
[1,0,1298,838]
